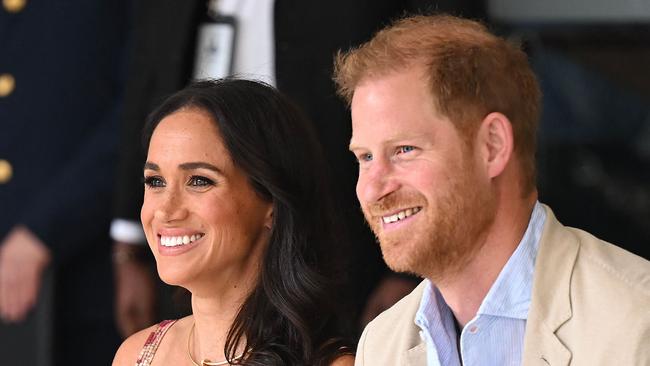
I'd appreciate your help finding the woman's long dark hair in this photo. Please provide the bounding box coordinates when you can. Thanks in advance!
[143,79,352,365]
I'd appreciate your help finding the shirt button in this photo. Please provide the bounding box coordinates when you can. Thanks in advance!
[0,159,13,184]
[0,73,16,97]
[3,0,26,13]
[468,325,479,334]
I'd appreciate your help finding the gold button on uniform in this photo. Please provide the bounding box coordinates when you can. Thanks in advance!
[0,160,13,184]
[3,0,26,13]
[0,74,15,97]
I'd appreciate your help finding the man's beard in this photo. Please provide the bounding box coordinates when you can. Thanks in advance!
[363,160,496,282]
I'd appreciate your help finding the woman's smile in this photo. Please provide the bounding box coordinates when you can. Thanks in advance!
[156,229,206,256]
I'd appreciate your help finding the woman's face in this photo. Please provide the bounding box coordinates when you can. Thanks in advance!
[141,108,272,294]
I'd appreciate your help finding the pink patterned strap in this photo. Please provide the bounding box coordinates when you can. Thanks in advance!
[135,319,178,366]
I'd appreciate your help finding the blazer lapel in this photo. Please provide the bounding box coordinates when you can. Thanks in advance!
[404,342,427,366]
[523,205,578,366]
[523,318,572,366]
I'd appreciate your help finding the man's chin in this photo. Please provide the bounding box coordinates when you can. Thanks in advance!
[379,240,458,280]
[380,243,421,274]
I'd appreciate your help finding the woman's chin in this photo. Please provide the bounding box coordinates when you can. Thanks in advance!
[156,264,191,287]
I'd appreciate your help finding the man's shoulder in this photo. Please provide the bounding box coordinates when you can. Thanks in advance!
[537,225,650,363]
[569,226,650,301]
[539,205,650,299]
[356,280,426,365]
[526,206,650,364]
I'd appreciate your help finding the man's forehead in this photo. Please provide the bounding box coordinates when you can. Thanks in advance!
[349,115,440,148]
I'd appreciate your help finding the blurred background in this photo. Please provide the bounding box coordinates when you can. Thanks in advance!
[1,0,648,364]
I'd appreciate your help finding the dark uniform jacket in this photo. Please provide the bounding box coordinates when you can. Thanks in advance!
[0,1,128,363]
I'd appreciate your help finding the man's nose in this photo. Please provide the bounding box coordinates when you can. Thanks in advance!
[357,158,399,204]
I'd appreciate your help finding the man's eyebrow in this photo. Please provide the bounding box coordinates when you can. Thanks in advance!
[179,161,224,175]
[349,135,428,151]
[349,138,365,151]
[349,143,363,152]
[144,162,159,171]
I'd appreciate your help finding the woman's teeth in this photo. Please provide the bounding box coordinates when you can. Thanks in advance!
[160,233,204,247]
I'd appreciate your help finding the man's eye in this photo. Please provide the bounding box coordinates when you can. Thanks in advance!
[357,153,373,163]
[143,176,165,188]
[396,146,415,154]
[188,176,214,187]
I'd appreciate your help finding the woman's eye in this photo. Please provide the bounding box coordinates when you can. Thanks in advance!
[144,176,165,188]
[188,175,214,187]
[396,145,415,155]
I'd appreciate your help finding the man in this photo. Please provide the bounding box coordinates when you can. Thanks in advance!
[334,15,650,365]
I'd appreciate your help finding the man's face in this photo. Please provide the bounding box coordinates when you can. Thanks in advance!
[349,67,496,281]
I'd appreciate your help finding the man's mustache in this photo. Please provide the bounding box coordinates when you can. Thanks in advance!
[364,191,425,217]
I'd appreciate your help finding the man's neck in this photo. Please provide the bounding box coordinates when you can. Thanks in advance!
[434,194,537,327]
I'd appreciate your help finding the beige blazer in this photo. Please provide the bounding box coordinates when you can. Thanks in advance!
[355,205,650,366]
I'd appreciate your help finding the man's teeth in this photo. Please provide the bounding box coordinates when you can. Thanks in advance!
[160,234,204,247]
[382,207,421,224]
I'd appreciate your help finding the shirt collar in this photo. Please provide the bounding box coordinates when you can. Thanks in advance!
[415,281,459,365]
[415,281,456,338]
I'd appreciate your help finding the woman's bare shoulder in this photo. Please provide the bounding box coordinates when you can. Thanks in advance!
[112,324,160,366]
[330,354,355,366]
[113,317,191,366]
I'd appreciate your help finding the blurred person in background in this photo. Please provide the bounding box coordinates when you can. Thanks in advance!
[0,0,128,364]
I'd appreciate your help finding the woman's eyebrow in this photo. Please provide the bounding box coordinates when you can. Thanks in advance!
[143,162,159,171]
[179,161,223,175]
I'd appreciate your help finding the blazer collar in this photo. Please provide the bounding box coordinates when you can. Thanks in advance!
[523,205,579,366]
[397,281,428,366]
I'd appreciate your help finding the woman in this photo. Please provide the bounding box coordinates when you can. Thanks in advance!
[113,79,354,365]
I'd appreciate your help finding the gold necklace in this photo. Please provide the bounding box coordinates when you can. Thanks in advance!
[187,322,246,366]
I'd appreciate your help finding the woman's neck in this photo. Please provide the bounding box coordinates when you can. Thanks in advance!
[189,289,250,363]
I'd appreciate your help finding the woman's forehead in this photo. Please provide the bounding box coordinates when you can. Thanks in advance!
[149,110,232,166]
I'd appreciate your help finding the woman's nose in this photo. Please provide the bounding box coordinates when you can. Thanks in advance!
[153,189,189,222]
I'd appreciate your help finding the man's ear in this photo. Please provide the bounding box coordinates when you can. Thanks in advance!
[264,205,273,230]
[477,112,514,179]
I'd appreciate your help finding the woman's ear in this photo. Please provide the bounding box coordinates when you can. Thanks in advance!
[264,205,273,230]
[477,112,514,179]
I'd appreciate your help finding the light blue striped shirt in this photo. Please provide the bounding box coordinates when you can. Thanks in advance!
[414,202,546,366]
